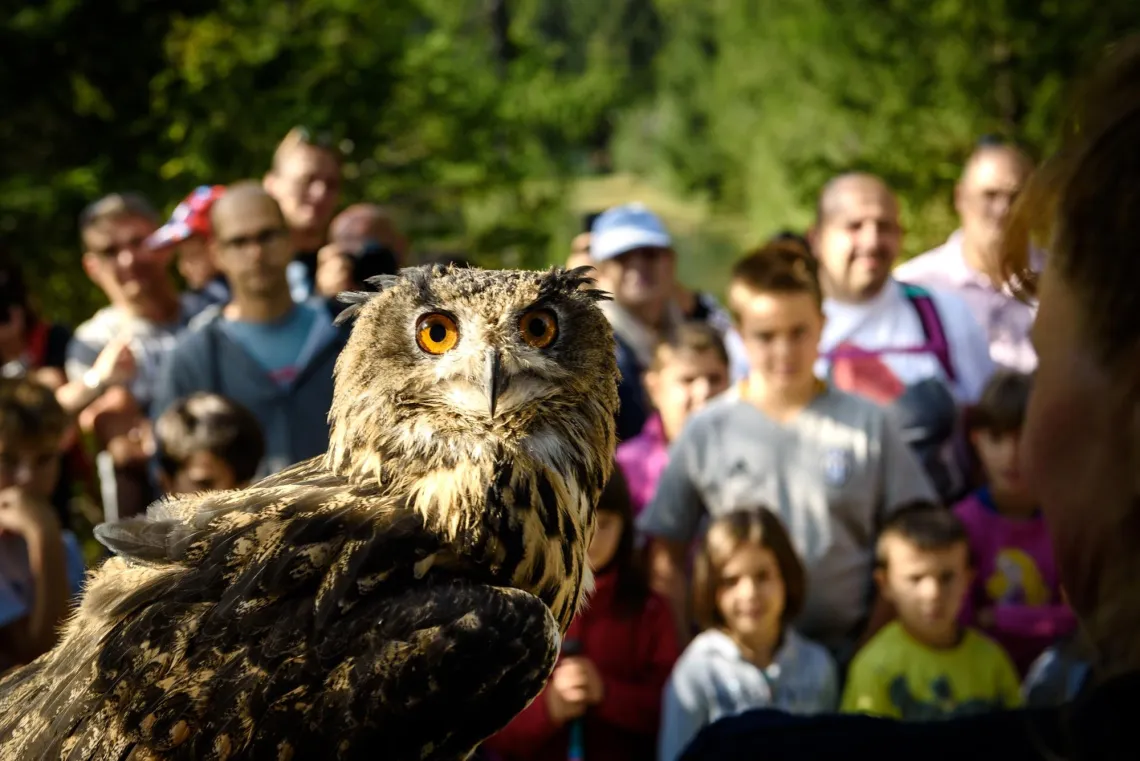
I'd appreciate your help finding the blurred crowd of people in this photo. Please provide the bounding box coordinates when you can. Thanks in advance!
[0,127,1080,760]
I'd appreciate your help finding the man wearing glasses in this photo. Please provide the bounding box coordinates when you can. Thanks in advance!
[64,193,183,418]
[150,182,349,481]
[60,192,186,518]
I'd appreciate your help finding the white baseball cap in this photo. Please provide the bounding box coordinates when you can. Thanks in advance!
[589,203,672,262]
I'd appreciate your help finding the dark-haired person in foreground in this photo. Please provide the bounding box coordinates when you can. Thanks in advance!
[680,36,1140,761]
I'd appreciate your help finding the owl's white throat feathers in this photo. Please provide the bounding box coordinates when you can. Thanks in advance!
[439,374,556,422]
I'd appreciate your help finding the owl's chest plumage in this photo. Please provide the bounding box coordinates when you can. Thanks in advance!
[406,449,599,633]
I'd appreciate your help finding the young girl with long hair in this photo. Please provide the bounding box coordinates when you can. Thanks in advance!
[658,508,837,761]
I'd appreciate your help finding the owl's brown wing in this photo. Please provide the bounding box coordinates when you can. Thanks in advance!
[0,476,559,760]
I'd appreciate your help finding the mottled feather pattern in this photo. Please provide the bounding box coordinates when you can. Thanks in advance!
[0,265,618,760]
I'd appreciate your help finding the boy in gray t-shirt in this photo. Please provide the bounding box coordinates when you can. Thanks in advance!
[638,384,934,652]
[637,238,936,658]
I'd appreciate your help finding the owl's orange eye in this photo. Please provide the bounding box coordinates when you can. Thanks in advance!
[519,309,558,349]
[416,313,460,355]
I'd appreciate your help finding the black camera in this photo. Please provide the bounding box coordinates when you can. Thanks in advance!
[348,241,399,286]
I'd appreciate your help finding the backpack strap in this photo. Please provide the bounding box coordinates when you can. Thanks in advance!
[901,283,956,383]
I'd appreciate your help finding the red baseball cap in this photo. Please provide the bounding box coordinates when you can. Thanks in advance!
[145,185,226,251]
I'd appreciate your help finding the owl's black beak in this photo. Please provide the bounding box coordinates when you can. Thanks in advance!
[484,348,501,418]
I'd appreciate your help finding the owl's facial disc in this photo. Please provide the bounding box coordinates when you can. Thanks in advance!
[419,306,562,424]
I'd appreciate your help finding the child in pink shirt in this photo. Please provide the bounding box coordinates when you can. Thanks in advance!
[953,370,1076,676]
[616,323,730,516]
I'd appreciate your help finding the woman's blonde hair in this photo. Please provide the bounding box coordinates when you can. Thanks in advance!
[691,508,806,632]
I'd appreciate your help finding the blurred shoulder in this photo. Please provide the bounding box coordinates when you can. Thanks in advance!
[785,628,834,666]
[642,588,673,622]
[675,629,737,669]
[893,242,953,285]
[964,628,1015,662]
[72,306,121,344]
[167,307,225,358]
[683,385,745,432]
[847,622,905,671]
[814,387,895,430]
[919,284,982,327]
[184,303,224,334]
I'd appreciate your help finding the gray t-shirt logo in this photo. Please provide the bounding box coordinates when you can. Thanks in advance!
[822,448,853,487]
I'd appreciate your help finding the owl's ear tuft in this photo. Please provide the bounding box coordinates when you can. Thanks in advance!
[364,274,401,292]
[334,274,405,325]
[400,265,439,305]
[333,292,375,326]
[542,266,612,302]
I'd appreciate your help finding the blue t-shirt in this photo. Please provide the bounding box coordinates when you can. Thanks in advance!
[218,302,324,387]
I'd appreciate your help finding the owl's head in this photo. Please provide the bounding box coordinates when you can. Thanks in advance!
[325,265,619,483]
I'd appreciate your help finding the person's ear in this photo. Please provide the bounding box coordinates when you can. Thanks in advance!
[643,368,662,406]
[874,567,891,601]
[208,237,225,271]
[81,252,102,284]
[806,225,820,254]
[953,180,968,219]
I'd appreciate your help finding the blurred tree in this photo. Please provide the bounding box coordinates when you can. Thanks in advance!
[3,0,1137,327]
[1,0,215,324]
[615,0,1140,258]
[0,0,663,325]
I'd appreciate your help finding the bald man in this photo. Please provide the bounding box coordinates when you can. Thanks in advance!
[315,204,407,297]
[894,144,1038,371]
[150,182,349,479]
[809,173,994,501]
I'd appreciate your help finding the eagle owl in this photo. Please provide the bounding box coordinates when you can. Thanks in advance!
[0,265,619,761]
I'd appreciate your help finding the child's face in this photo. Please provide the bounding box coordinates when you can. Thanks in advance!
[731,288,823,394]
[587,509,623,572]
[715,542,786,643]
[162,450,241,496]
[877,536,972,647]
[646,348,729,440]
[971,427,1029,498]
[176,236,219,291]
[0,435,62,501]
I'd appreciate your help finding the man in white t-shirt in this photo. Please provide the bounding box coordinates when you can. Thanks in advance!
[807,173,995,499]
[893,143,1039,372]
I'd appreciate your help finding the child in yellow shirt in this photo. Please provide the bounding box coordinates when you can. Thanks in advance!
[842,503,1021,720]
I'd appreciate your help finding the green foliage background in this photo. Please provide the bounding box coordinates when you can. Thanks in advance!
[3,1,1138,324]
